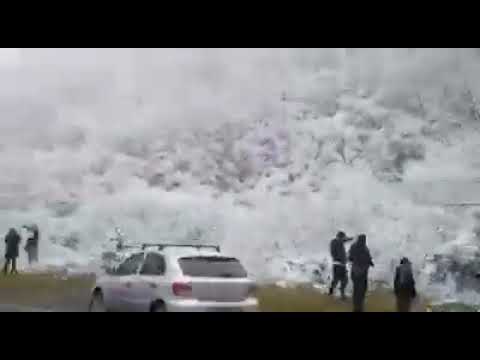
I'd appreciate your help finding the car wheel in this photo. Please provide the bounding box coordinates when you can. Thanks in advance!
[89,291,106,312]
[151,301,166,312]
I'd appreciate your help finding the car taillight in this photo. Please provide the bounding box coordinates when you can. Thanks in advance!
[172,281,192,298]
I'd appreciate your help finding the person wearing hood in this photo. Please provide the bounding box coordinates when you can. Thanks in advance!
[394,257,417,312]
[23,224,39,265]
[328,231,354,300]
[348,234,374,312]
[3,228,21,275]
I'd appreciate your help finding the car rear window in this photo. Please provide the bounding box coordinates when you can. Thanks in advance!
[178,256,247,278]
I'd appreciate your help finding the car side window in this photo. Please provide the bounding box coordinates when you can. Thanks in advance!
[115,253,145,276]
[139,252,166,276]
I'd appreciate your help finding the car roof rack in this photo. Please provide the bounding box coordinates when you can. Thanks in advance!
[140,243,221,252]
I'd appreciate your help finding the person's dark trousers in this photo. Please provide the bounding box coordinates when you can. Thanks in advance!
[329,264,348,298]
[25,242,38,265]
[3,258,8,275]
[352,275,368,312]
[396,295,413,312]
[27,247,38,265]
[3,258,17,275]
[11,258,17,274]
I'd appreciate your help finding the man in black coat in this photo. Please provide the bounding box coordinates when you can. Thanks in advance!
[394,257,417,312]
[328,231,353,300]
[348,234,374,312]
[3,228,21,275]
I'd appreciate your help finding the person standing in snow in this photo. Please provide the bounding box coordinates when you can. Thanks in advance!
[329,231,354,300]
[394,257,417,312]
[23,224,39,265]
[348,234,374,312]
[3,228,21,275]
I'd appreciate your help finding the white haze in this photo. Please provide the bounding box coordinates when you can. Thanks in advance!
[2,48,480,299]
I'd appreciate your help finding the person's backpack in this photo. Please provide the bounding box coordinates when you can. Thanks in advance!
[399,264,413,283]
[396,264,416,297]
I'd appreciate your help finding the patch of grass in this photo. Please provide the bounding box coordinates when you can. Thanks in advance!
[0,273,435,312]
[0,273,95,311]
[257,284,430,312]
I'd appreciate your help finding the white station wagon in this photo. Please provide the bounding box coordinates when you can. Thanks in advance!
[89,244,259,312]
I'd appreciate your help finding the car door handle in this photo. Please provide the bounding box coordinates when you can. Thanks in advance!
[126,282,132,288]
[149,283,157,289]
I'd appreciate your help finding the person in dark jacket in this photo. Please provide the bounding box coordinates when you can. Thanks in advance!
[394,257,417,312]
[23,224,39,265]
[3,228,21,275]
[348,234,374,312]
[328,231,353,300]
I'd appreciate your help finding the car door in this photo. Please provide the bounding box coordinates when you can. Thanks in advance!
[132,252,167,312]
[112,252,145,312]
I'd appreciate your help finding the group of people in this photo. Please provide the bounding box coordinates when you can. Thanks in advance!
[329,231,417,312]
[3,225,39,275]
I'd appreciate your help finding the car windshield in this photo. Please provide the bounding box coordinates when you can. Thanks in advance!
[178,256,247,278]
